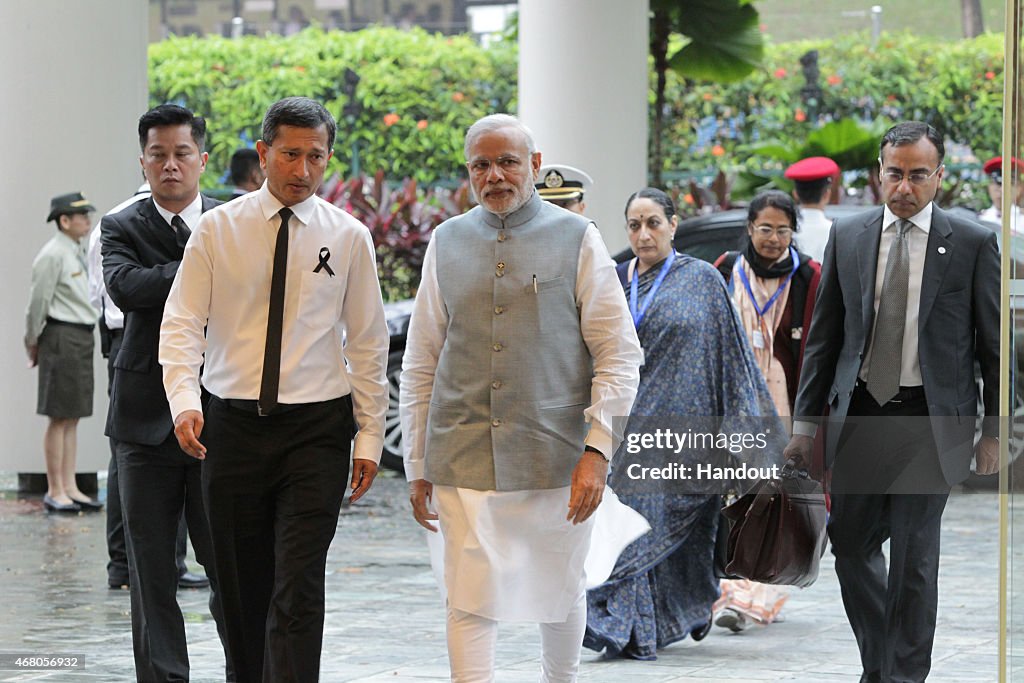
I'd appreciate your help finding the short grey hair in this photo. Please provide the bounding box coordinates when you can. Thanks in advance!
[464,114,537,160]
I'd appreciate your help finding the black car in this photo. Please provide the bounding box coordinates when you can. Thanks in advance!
[382,299,415,471]
[610,204,870,265]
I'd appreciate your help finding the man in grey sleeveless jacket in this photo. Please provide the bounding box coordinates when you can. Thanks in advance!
[400,114,642,682]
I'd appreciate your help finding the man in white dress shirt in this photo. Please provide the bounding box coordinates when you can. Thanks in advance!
[785,155,839,263]
[400,114,642,682]
[160,96,389,682]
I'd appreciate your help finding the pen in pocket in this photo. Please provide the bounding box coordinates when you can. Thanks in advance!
[532,274,538,294]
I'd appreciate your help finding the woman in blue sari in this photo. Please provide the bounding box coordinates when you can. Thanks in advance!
[584,188,779,659]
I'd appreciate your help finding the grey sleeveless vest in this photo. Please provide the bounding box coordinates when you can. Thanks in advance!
[425,192,594,491]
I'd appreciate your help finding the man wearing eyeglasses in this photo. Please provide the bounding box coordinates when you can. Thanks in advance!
[784,121,999,682]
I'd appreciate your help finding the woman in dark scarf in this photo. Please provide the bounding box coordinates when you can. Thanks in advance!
[714,190,822,418]
[584,188,781,659]
[709,190,822,632]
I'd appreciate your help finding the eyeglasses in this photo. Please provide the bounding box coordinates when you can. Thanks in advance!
[467,156,525,176]
[752,225,793,239]
[879,163,943,186]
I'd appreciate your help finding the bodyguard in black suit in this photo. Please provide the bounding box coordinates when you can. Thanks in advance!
[102,104,228,682]
[785,122,1000,683]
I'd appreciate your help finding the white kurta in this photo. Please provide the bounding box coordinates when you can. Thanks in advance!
[425,485,650,620]
[434,484,590,622]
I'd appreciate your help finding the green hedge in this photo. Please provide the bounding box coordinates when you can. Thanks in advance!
[150,27,1005,201]
[662,30,1005,184]
[149,26,516,190]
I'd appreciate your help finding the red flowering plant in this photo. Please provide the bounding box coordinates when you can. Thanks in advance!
[321,170,473,301]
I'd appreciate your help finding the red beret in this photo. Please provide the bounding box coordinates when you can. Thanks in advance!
[784,156,840,182]
[982,156,1024,175]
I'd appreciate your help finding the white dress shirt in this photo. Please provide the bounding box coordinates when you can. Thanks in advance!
[87,187,151,330]
[400,222,642,482]
[795,206,832,263]
[859,203,931,388]
[160,184,390,463]
[152,193,203,236]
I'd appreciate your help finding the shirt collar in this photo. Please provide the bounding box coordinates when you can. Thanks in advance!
[256,182,318,226]
[882,201,932,234]
[153,193,203,230]
[55,230,82,250]
[480,190,543,229]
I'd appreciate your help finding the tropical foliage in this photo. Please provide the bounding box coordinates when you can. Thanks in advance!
[659,30,1004,204]
[149,26,515,190]
[321,172,473,301]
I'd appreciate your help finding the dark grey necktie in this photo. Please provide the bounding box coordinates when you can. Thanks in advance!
[171,215,190,250]
[258,208,292,415]
[866,219,912,405]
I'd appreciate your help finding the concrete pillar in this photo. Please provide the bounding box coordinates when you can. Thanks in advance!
[0,1,148,478]
[518,0,649,254]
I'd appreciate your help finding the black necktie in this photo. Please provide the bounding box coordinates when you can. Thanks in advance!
[258,208,292,415]
[171,215,190,250]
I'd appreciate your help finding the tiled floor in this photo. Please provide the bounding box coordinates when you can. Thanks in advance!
[0,471,1006,682]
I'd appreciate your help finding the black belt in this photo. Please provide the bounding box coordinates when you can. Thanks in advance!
[214,396,313,417]
[46,316,94,332]
[855,379,925,403]
[109,328,124,338]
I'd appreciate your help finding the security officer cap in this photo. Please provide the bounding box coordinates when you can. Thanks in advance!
[784,157,839,182]
[536,164,594,202]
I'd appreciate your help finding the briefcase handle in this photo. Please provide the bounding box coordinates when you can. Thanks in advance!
[780,458,809,481]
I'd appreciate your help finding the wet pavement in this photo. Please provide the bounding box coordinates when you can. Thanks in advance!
[0,470,1007,682]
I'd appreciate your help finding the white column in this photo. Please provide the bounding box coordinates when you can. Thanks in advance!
[0,1,148,475]
[518,0,649,253]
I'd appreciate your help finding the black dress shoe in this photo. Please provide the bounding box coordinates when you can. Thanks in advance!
[108,579,130,590]
[690,616,713,642]
[178,571,210,589]
[70,497,103,512]
[42,495,80,513]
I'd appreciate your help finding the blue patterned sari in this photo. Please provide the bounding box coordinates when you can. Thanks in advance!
[584,254,779,659]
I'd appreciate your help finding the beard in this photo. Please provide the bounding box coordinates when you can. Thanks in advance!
[475,177,534,216]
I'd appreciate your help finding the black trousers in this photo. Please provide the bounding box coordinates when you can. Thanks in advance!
[201,395,354,683]
[105,329,188,586]
[116,434,227,682]
[828,383,950,683]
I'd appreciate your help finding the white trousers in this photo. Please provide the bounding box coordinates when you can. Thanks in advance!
[446,590,587,683]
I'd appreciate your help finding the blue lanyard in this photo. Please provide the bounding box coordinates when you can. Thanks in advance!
[629,251,676,328]
[737,247,800,318]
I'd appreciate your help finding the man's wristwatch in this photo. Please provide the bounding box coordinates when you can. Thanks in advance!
[584,445,608,461]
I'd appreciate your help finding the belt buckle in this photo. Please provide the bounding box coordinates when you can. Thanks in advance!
[257,402,269,417]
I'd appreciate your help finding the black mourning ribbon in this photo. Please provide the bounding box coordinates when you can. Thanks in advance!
[258,207,292,416]
[313,247,335,277]
[171,215,191,250]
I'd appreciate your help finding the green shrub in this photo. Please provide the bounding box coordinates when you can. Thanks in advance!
[149,26,516,190]
[661,30,1005,198]
[321,171,473,301]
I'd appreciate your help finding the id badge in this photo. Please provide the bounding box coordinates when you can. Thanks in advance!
[752,329,765,349]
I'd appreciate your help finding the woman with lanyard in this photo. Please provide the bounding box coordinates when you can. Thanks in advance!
[711,189,822,632]
[585,188,779,659]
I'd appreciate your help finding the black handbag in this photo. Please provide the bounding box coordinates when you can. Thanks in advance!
[718,463,828,588]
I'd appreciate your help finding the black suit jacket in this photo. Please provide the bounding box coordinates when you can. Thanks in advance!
[794,205,1000,485]
[101,195,221,445]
